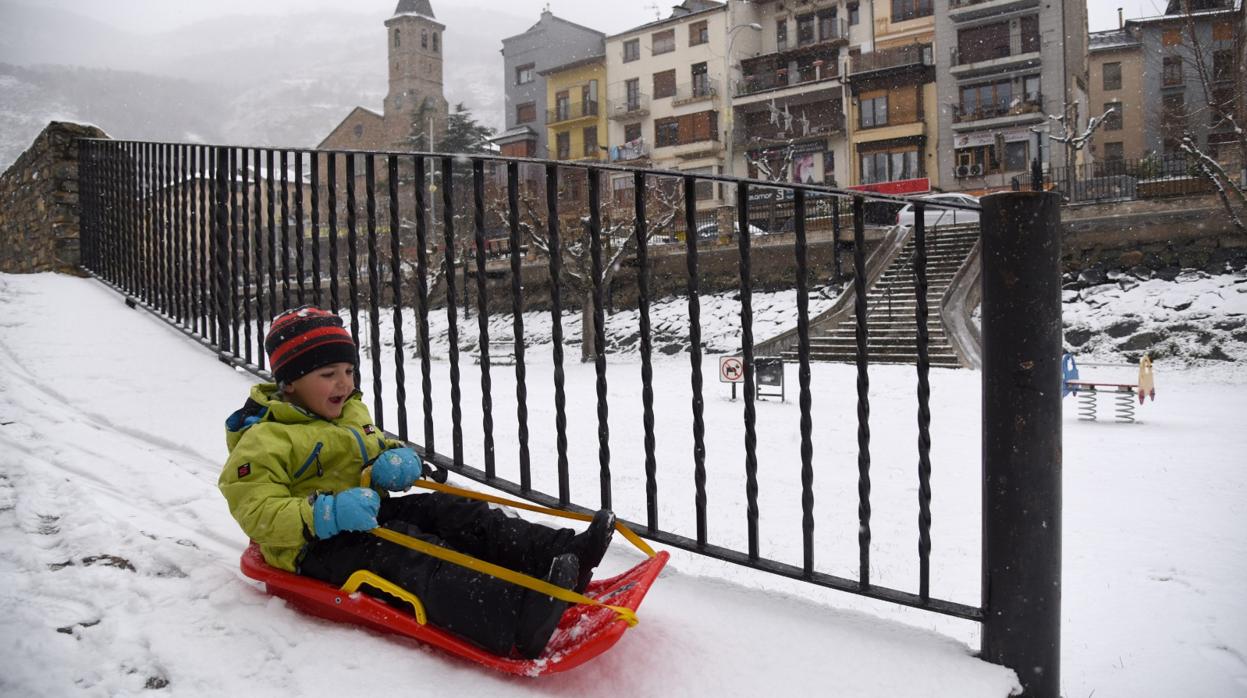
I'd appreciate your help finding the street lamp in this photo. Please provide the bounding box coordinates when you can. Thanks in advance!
[724,22,762,181]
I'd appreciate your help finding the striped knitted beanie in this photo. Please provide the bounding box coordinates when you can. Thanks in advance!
[264,306,357,384]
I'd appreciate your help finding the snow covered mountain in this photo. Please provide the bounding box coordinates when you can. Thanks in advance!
[0,1,527,169]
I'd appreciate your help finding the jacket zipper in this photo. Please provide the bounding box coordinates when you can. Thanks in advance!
[294,442,324,479]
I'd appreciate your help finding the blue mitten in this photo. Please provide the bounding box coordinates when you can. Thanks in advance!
[371,447,423,491]
[312,488,380,538]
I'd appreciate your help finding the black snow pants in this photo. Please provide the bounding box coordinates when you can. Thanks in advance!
[298,490,576,656]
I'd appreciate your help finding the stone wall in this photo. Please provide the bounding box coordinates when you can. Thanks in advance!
[0,121,108,273]
[1060,195,1247,285]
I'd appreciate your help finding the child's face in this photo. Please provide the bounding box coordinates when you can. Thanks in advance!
[283,362,355,420]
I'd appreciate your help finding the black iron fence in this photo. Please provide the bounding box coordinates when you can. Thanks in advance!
[1036,153,1216,203]
[78,139,1062,697]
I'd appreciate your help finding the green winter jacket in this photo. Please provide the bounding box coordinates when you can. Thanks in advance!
[218,383,400,572]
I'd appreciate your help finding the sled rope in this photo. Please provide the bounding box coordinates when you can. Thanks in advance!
[358,467,654,627]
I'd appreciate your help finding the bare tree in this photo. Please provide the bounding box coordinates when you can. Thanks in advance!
[1039,103,1116,201]
[1174,1,1247,231]
[519,175,683,362]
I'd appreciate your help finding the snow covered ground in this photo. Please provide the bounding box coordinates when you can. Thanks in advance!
[1,272,1244,697]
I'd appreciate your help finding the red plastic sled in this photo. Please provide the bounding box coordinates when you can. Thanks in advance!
[239,542,668,676]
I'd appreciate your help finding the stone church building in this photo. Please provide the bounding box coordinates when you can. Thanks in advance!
[318,0,449,152]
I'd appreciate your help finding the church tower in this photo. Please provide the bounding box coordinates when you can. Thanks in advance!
[383,0,449,150]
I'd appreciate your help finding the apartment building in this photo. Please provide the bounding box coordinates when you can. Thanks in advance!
[934,0,1089,192]
[497,10,605,158]
[729,0,859,187]
[1088,27,1145,163]
[844,0,938,193]
[604,0,732,209]
[542,54,608,162]
[1130,2,1240,163]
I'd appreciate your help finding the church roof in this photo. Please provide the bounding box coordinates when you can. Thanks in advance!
[393,0,434,19]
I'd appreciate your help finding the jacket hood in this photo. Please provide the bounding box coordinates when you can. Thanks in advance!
[224,382,363,452]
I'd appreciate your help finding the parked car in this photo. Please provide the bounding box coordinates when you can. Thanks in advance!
[695,222,768,241]
[895,193,980,228]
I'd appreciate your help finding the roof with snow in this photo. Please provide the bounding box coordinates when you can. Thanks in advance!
[502,10,605,45]
[1089,28,1140,52]
[608,0,725,40]
[393,0,434,19]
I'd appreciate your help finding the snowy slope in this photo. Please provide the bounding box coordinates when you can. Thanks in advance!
[1,272,1245,696]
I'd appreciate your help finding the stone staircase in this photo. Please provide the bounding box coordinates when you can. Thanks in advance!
[782,227,979,368]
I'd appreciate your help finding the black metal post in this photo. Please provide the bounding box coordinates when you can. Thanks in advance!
[980,191,1063,698]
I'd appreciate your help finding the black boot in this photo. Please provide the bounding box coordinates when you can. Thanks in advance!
[514,552,578,659]
[571,509,615,593]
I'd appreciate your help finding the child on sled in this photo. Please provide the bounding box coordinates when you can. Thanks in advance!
[218,306,615,658]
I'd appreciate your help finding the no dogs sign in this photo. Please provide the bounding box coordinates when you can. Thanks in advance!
[719,356,744,383]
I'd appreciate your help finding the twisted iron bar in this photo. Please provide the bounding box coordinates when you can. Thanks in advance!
[737,181,760,561]
[252,149,266,368]
[684,175,707,547]
[852,195,872,588]
[634,171,658,532]
[506,161,532,492]
[346,154,362,356]
[387,155,408,441]
[365,154,385,428]
[913,206,933,601]
[327,152,340,313]
[280,150,292,311]
[587,170,612,510]
[412,155,435,453]
[471,159,496,479]
[794,188,815,576]
[441,156,464,468]
[545,163,570,506]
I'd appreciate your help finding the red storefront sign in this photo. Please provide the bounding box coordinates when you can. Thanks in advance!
[847,177,931,196]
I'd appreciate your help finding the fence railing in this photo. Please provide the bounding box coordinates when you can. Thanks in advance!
[1037,154,1214,203]
[77,139,1062,698]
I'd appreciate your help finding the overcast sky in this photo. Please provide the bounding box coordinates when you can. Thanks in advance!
[26,0,1175,36]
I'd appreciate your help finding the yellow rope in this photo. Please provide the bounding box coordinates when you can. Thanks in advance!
[353,467,656,627]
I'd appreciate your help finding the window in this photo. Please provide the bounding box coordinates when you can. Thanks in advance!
[653,69,677,99]
[516,102,536,124]
[891,0,932,22]
[623,38,640,62]
[818,9,837,41]
[655,117,680,146]
[611,175,635,206]
[685,166,716,201]
[690,20,708,46]
[556,132,570,159]
[625,78,641,110]
[1211,87,1234,125]
[776,18,788,50]
[1212,50,1233,82]
[432,32,438,53]
[421,30,427,49]
[653,29,675,55]
[959,80,1013,120]
[1102,62,1122,91]
[1004,141,1029,172]
[1162,56,1183,86]
[1103,102,1122,131]
[1162,29,1182,47]
[353,124,364,138]
[848,3,860,26]
[1103,142,1124,161]
[555,90,570,121]
[797,14,815,46]
[1020,15,1040,54]
[394,29,401,48]
[691,62,710,97]
[958,21,1010,64]
[858,147,920,184]
[859,94,888,128]
[516,64,534,85]
[1024,75,1041,102]
[583,127,598,158]
[823,151,836,184]
[582,80,599,115]
[654,110,718,147]
[624,122,642,143]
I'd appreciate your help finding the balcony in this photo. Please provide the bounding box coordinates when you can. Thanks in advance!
[952,93,1044,124]
[608,139,649,163]
[672,78,719,107]
[735,113,845,146]
[949,46,1040,77]
[948,0,1040,22]
[607,93,651,120]
[848,43,933,78]
[547,101,599,126]
[737,59,840,98]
